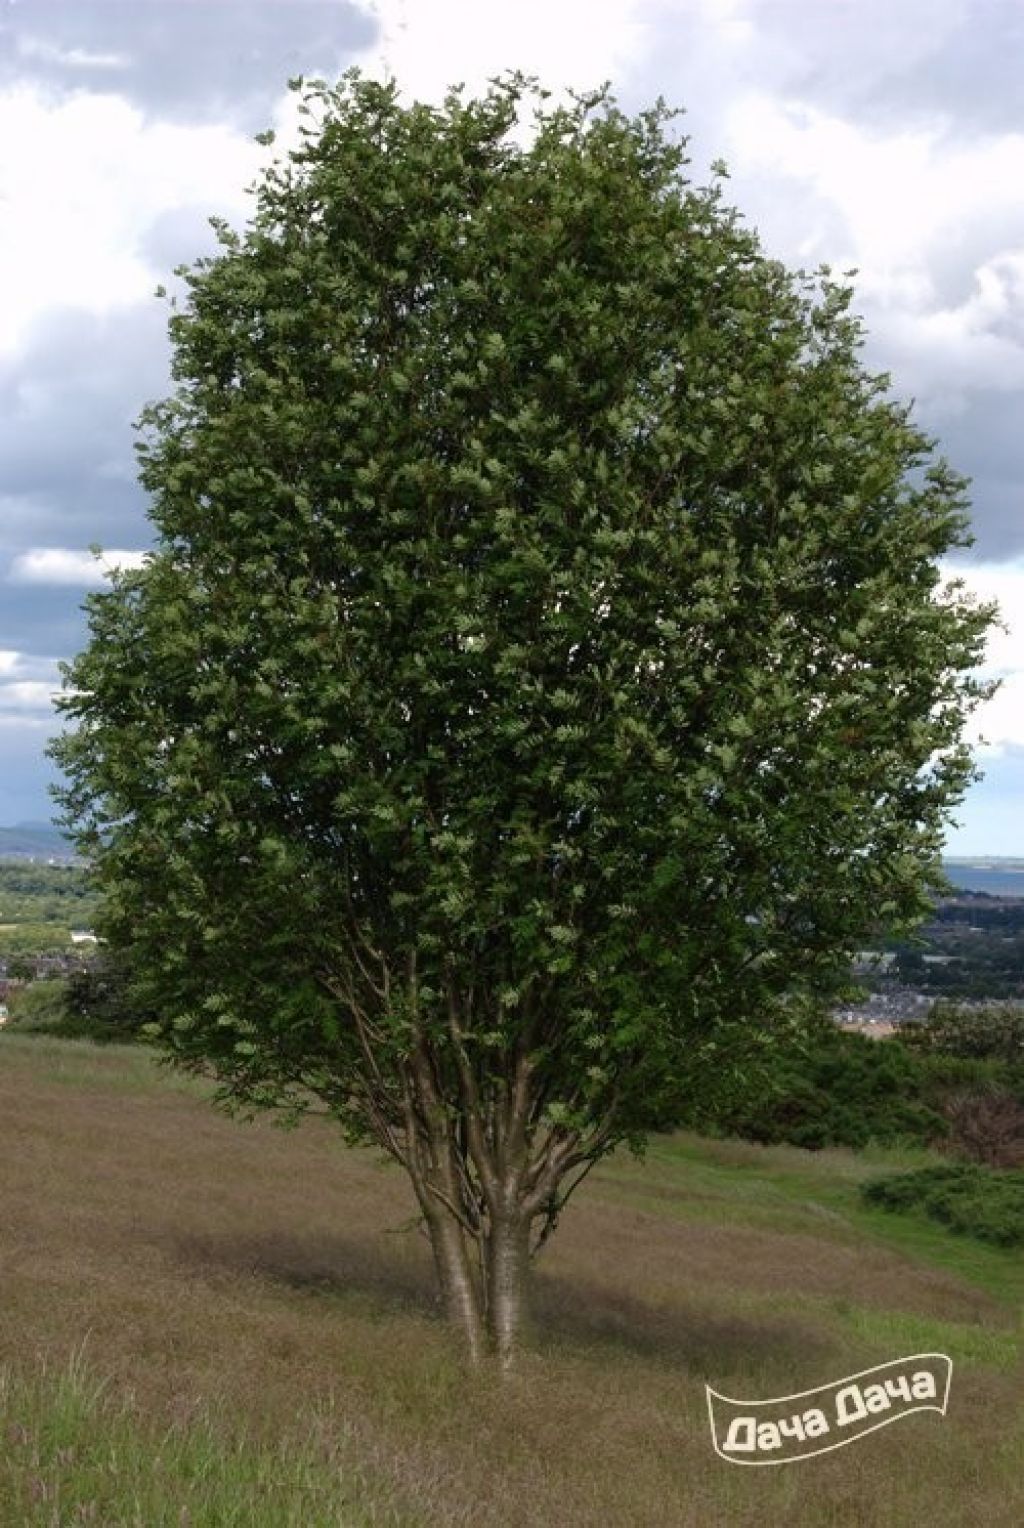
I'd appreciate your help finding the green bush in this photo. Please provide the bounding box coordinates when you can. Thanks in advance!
[861,1163,1024,1248]
[4,978,70,1033]
[62,953,153,1043]
[677,1018,1024,1156]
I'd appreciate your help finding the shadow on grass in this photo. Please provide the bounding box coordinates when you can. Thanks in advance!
[530,1271,835,1377]
[169,1227,833,1379]
[171,1226,442,1318]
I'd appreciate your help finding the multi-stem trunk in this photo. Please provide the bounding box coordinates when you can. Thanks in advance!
[356,959,617,1372]
[421,1198,532,1371]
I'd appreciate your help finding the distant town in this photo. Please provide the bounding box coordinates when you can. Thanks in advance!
[834,868,1024,1036]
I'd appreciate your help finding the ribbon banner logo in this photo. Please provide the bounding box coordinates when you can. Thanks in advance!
[707,1352,952,1466]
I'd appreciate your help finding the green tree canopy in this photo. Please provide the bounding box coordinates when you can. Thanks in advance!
[52,71,996,1367]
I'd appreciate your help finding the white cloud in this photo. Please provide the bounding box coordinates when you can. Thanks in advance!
[0,652,63,723]
[0,649,59,676]
[695,0,754,43]
[942,557,1024,752]
[726,94,1024,284]
[0,679,59,711]
[0,84,267,355]
[351,0,650,110]
[8,548,149,585]
[719,94,1024,417]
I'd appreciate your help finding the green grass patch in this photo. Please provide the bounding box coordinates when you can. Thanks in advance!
[0,1034,214,1098]
[830,1305,1019,1372]
[0,1346,399,1527]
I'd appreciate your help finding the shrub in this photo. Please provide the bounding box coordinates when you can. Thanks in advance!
[4,966,149,1045]
[62,953,152,1044]
[937,1087,1024,1169]
[683,1021,1024,1157]
[861,1163,1024,1248]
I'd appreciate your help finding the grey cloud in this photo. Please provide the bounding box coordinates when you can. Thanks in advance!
[142,203,232,275]
[924,217,1024,315]
[0,305,166,670]
[916,391,1024,558]
[1,0,376,129]
[0,715,61,822]
[744,0,1024,137]
[0,584,93,663]
[750,0,966,98]
[852,3,1024,136]
[0,304,167,564]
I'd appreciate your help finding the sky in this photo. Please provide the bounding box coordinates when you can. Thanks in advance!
[0,0,1022,853]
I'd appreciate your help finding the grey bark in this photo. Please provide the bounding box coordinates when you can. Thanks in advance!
[424,1202,487,1367]
[485,1212,532,1371]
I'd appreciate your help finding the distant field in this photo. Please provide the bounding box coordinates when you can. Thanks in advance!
[0,860,99,957]
[1,1037,1020,1526]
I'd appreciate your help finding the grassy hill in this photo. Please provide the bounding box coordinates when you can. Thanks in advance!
[0,1037,1020,1526]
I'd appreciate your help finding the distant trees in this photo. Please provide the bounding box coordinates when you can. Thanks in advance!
[887,898,1024,999]
[904,1002,1024,1064]
[0,924,75,958]
[0,862,98,924]
[4,955,36,982]
[0,861,99,959]
[681,1021,949,1151]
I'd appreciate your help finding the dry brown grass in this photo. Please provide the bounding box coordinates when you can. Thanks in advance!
[1,1037,1020,1526]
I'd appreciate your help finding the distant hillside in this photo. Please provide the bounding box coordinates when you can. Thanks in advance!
[0,824,77,863]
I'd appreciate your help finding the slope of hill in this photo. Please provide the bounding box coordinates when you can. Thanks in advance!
[0,1036,1019,1526]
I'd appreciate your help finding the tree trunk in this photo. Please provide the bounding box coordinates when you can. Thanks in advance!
[424,1206,486,1367]
[486,1213,532,1372]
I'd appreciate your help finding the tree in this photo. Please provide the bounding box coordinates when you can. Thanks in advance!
[51,71,996,1369]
